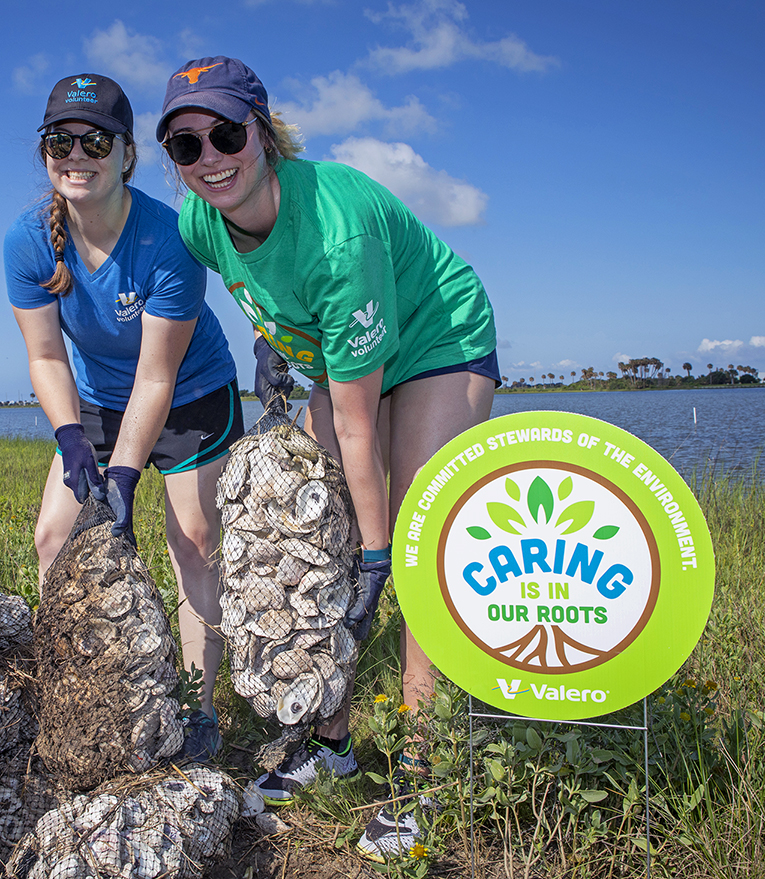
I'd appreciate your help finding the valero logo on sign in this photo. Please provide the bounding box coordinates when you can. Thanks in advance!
[393,412,714,720]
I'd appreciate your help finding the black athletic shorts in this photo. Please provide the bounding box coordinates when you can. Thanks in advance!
[75,379,245,475]
[394,350,501,389]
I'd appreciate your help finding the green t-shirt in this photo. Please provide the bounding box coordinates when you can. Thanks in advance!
[179,159,496,392]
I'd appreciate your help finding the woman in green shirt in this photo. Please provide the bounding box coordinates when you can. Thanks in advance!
[157,55,499,861]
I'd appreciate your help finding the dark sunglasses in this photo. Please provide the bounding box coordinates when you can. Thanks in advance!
[162,119,256,166]
[42,130,125,160]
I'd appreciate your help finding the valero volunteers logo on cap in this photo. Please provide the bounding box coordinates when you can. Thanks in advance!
[392,412,714,720]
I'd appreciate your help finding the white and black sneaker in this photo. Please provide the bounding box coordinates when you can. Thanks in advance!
[356,768,430,862]
[254,733,359,805]
[357,804,421,862]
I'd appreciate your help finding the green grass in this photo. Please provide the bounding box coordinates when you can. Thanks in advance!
[3,437,765,877]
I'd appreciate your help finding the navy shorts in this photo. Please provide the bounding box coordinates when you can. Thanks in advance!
[76,379,245,475]
[396,350,501,389]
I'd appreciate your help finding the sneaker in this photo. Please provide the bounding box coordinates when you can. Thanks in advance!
[356,768,429,862]
[182,708,221,762]
[254,734,359,805]
[357,804,421,862]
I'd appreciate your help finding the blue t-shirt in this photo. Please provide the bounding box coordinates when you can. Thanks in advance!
[4,187,236,409]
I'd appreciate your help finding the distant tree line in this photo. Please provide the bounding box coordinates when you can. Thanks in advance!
[499,358,761,391]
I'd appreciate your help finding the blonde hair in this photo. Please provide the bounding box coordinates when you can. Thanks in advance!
[39,131,137,296]
[260,110,304,165]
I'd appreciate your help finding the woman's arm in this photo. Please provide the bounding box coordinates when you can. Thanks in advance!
[109,312,197,470]
[327,366,389,551]
[12,303,81,428]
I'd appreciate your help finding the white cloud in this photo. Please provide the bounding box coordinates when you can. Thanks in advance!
[698,338,744,355]
[13,53,50,95]
[557,359,578,368]
[365,0,559,74]
[750,336,765,347]
[278,71,436,138]
[328,137,487,226]
[83,21,171,93]
[613,352,633,364]
[496,338,512,349]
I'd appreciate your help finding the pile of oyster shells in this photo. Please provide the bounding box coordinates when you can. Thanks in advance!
[35,500,185,790]
[217,420,359,736]
[5,765,240,879]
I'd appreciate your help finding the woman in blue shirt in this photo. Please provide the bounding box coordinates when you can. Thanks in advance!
[5,73,243,761]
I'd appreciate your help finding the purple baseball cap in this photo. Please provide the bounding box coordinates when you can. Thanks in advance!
[156,56,271,142]
[38,74,133,134]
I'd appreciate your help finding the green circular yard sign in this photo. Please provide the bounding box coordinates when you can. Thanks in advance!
[392,412,714,720]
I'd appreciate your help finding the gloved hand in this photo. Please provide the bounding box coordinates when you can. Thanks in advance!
[254,335,294,409]
[54,423,106,503]
[345,553,392,641]
[103,466,141,546]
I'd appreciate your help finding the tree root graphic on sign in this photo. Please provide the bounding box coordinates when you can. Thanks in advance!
[498,625,606,671]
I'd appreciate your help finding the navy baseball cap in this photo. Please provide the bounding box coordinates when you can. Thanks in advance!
[38,74,133,134]
[156,56,271,142]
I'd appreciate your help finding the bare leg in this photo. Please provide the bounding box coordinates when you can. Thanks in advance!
[164,457,227,717]
[35,454,89,588]
[304,384,390,740]
[388,372,495,713]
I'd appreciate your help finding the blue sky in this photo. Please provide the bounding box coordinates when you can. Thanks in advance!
[1,0,762,399]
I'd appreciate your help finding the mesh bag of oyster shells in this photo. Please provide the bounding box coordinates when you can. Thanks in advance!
[5,764,240,879]
[34,498,184,791]
[217,400,360,766]
[0,593,40,862]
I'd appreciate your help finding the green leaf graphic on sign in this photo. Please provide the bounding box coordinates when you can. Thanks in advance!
[593,525,620,540]
[467,526,492,540]
[505,477,521,501]
[487,502,525,535]
[558,476,573,501]
[555,500,595,534]
[528,477,554,524]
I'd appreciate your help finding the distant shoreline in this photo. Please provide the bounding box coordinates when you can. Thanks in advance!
[2,382,761,408]
[494,383,763,394]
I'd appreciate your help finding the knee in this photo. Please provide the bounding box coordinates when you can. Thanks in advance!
[166,521,219,570]
[34,516,69,576]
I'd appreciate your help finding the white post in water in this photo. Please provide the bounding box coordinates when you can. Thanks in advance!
[693,406,697,425]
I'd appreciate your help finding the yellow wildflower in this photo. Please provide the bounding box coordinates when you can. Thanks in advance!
[680,711,691,721]
[704,706,714,716]
[374,694,389,704]
[683,679,696,688]
[409,842,429,859]
[398,703,411,714]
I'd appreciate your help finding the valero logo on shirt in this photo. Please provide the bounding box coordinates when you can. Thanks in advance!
[347,300,387,358]
[392,412,715,721]
[114,291,144,323]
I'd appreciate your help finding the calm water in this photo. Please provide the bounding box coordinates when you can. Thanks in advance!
[2,388,761,480]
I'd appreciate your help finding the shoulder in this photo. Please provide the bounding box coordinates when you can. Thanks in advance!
[5,201,48,249]
[282,159,408,243]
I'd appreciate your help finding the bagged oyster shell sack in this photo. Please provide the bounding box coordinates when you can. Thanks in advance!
[34,498,184,791]
[5,764,241,879]
[0,593,40,862]
[217,401,359,768]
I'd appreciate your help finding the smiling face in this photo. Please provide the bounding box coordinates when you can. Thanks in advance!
[166,109,271,218]
[44,120,133,210]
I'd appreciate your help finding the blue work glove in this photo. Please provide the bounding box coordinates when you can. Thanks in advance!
[54,423,105,503]
[345,554,392,642]
[254,335,294,409]
[103,466,141,546]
